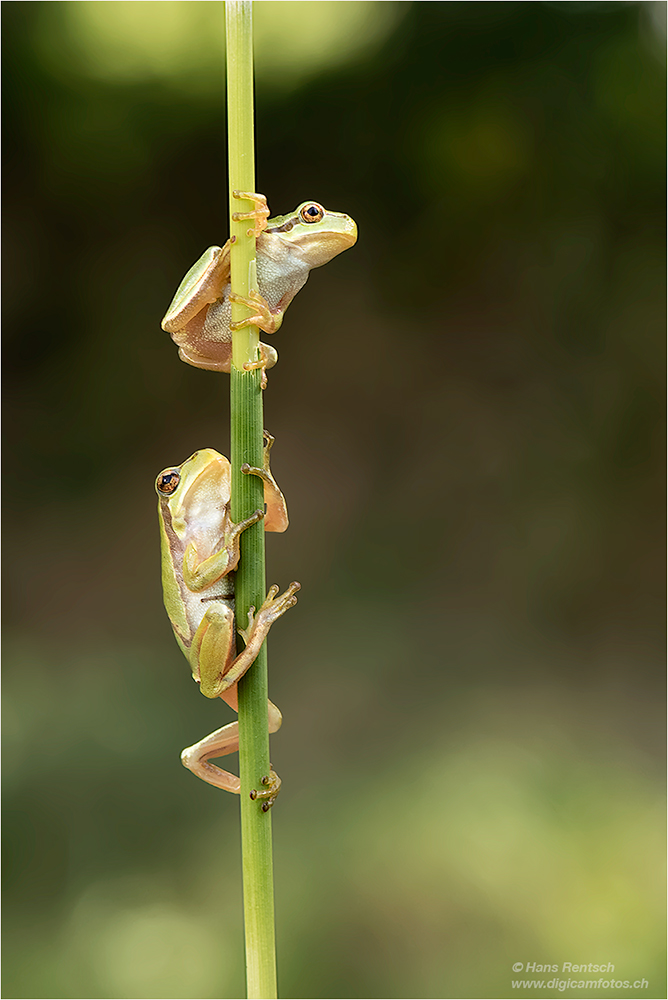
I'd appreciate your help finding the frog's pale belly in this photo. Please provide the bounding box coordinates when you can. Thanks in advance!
[193,250,312,355]
[256,245,311,310]
[180,569,235,645]
[170,258,310,372]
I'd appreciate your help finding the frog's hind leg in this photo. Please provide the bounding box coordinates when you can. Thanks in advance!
[180,720,242,794]
[180,698,283,801]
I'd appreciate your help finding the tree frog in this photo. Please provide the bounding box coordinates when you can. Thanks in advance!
[161,191,357,376]
[156,431,299,809]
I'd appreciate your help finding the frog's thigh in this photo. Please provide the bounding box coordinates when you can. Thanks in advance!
[191,602,236,698]
[268,699,282,734]
[221,688,282,735]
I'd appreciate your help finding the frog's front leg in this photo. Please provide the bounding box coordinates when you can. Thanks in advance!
[241,430,289,532]
[227,288,280,387]
[183,506,264,592]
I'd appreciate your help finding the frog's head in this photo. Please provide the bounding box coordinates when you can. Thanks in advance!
[156,449,231,539]
[266,201,358,268]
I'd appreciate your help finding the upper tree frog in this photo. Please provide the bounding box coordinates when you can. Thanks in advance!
[156,431,299,808]
[161,192,357,376]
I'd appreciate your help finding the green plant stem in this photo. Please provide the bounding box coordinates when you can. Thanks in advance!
[226,3,278,998]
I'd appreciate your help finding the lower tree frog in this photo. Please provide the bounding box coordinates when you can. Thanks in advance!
[156,431,299,809]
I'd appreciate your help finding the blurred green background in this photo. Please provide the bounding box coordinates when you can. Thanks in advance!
[3,2,665,998]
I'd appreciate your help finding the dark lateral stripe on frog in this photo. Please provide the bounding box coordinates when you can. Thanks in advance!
[200,594,234,604]
[159,497,194,650]
[267,218,297,234]
[171,620,192,651]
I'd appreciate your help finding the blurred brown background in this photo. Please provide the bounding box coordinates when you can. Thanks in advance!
[3,3,665,998]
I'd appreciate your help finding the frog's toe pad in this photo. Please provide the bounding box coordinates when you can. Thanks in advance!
[260,581,301,620]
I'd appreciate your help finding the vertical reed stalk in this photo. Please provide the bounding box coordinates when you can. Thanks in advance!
[226,3,278,997]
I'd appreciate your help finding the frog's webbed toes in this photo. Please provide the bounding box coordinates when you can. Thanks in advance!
[231,190,270,237]
[260,581,301,620]
[257,345,279,386]
[238,582,300,644]
[250,767,282,810]
[237,606,257,647]
[241,462,271,484]
[242,353,272,389]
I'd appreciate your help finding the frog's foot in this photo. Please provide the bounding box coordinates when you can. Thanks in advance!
[229,289,279,336]
[241,460,271,484]
[238,582,301,646]
[250,767,282,811]
[242,344,279,389]
[231,190,270,238]
[216,582,300,693]
[262,430,275,461]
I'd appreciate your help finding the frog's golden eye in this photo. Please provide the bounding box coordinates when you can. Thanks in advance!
[300,202,325,224]
[156,469,181,495]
